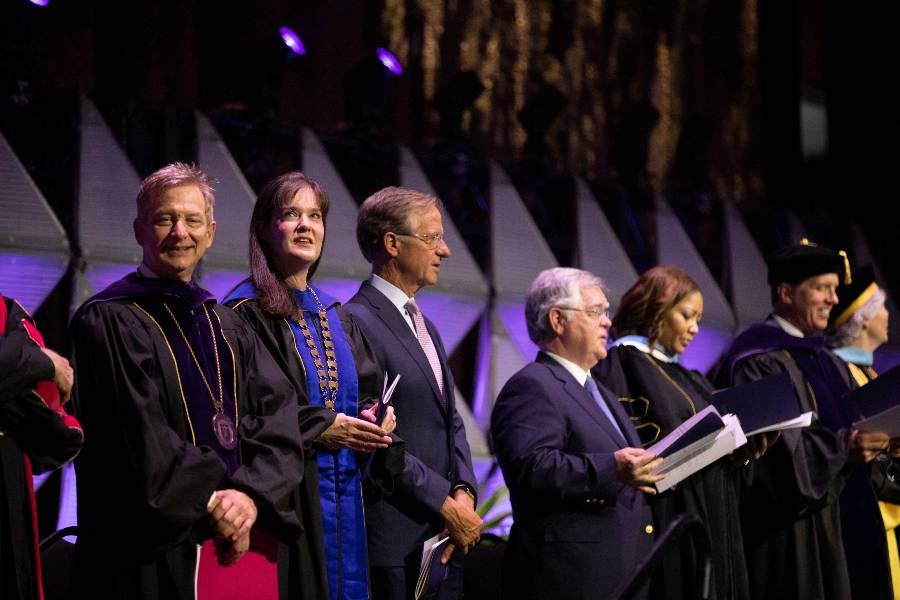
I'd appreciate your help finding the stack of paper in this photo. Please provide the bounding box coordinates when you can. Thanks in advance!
[710,372,813,436]
[649,405,748,493]
[847,366,900,436]
[415,534,450,600]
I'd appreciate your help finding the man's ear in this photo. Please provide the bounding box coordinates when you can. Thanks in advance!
[548,307,567,336]
[383,232,402,258]
[133,218,143,245]
[777,282,794,306]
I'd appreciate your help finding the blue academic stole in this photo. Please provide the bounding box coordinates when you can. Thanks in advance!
[288,289,369,600]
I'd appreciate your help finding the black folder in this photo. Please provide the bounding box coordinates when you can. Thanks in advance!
[846,366,900,435]
[710,372,809,436]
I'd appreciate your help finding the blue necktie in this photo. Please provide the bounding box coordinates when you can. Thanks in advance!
[584,377,627,444]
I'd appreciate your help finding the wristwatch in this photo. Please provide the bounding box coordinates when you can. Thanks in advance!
[452,483,476,503]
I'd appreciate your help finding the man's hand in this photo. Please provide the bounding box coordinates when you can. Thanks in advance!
[438,495,482,564]
[849,429,891,464]
[208,489,257,541]
[614,447,664,494]
[359,405,398,435]
[43,348,73,404]
[890,437,900,458]
[318,413,391,452]
[735,431,781,463]
[214,530,250,566]
[452,487,475,511]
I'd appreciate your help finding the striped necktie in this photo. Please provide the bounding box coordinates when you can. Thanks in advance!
[405,299,446,407]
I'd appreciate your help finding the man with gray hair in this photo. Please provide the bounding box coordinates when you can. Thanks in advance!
[345,186,480,600]
[491,267,661,600]
[69,163,304,599]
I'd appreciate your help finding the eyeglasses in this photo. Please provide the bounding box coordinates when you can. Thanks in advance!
[556,305,611,321]
[395,232,445,248]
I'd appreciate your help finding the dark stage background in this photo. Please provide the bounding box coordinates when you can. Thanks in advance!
[1,0,898,361]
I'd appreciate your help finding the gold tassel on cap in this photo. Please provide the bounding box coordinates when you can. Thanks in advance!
[839,250,852,284]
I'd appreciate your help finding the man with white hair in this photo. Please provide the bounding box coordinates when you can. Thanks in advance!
[826,265,900,600]
[491,267,661,600]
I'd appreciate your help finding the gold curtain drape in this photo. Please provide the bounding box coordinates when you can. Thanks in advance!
[382,0,761,203]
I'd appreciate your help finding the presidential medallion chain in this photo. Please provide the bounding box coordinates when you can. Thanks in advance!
[162,303,237,450]
[296,287,339,410]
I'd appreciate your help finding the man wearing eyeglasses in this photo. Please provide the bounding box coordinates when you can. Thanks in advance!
[491,267,661,600]
[345,187,480,600]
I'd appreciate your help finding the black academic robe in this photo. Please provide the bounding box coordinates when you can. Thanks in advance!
[835,360,900,600]
[1,295,83,600]
[709,320,857,600]
[225,290,398,600]
[596,344,749,600]
[68,274,304,600]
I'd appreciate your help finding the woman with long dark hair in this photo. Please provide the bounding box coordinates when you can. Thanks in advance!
[224,171,397,600]
[594,265,750,600]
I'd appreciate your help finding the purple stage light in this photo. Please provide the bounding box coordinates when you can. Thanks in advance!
[279,26,306,56]
[29,0,50,5]
[376,48,403,75]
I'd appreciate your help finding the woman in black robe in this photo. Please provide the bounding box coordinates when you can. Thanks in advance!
[224,171,399,600]
[594,265,750,600]
[826,266,900,599]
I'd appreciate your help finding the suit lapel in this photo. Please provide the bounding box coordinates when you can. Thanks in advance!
[538,353,627,449]
[359,283,447,413]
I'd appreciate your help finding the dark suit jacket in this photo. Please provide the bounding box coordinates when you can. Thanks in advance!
[345,281,476,566]
[490,352,653,600]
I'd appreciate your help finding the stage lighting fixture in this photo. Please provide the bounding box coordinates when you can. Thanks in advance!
[376,48,403,75]
[279,26,306,56]
[29,0,50,5]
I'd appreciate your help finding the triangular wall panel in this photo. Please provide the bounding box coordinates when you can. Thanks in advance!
[490,161,558,300]
[196,112,255,271]
[78,97,143,263]
[0,131,70,312]
[655,194,735,371]
[574,176,638,307]
[724,200,770,328]
[301,129,370,280]
[399,147,488,298]
[482,308,530,428]
[0,133,69,253]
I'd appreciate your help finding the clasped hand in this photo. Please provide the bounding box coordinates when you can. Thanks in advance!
[43,347,74,404]
[207,489,257,566]
[849,429,892,464]
[439,493,482,564]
